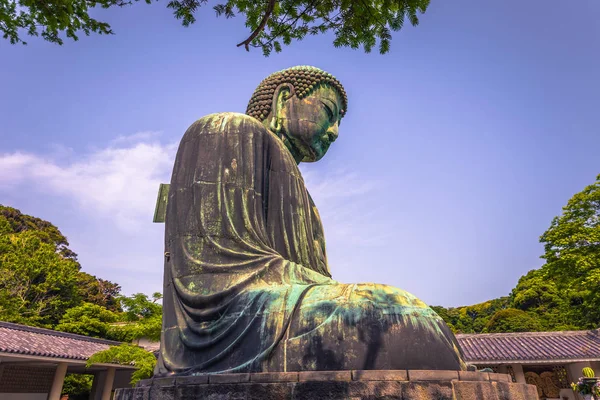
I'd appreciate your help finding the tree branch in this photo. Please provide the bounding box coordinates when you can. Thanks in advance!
[255,0,322,49]
[236,0,277,51]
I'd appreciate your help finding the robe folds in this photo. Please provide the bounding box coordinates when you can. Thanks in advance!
[156,112,466,375]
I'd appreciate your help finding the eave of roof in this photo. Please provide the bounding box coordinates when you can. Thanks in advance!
[456,329,600,363]
[0,321,123,362]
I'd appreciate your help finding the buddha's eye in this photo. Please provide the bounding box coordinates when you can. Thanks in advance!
[321,101,336,123]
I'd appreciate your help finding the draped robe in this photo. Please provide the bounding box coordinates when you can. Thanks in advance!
[156,112,465,375]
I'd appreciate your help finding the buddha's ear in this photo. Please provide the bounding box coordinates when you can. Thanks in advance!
[270,83,295,132]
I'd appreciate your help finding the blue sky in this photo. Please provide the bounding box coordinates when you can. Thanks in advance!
[1,1,598,307]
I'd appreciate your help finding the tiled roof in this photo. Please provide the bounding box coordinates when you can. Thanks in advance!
[457,329,600,363]
[0,321,122,361]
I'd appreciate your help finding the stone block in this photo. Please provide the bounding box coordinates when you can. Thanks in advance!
[408,369,459,381]
[175,374,209,385]
[458,371,490,381]
[136,379,152,387]
[293,380,455,400]
[492,381,540,400]
[132,386,149,400]
[149,385,174,400]
[247,383,294,400]
[113,370,539,400]
[250,372,299,382]
[352,370,408,381]
[178,383,247,400]
[113,389,132,400]
[488,373,511,382]
[401,381,454,400]
[208,373,250,384]
[453,381,500,400]
[299,370,351,382]
[151,377,175,387]
[364,381,405,398]
[293,380,355,399]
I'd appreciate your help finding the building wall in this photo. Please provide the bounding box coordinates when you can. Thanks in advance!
[113,370,134,389]
[0,365,55,394]
[567,362,592,382]
[0,394,47,400]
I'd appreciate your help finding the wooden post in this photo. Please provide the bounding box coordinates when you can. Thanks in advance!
[510,364,526,384]
[101,367,116,400]
[48,362,68,400]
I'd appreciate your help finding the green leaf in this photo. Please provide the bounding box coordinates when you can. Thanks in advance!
[0,0,430,55]
[87,344,156,385]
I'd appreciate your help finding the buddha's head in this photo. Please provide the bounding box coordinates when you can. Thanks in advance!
[246,66,348,163]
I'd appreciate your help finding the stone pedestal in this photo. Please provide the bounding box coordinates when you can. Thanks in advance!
[114,370,539,400]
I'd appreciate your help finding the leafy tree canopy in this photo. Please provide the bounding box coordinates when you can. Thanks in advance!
[0,220,81,327]
[87,344,156,384]
[0,205,160,396]
[0,205,122,327]
[55,302,120,338]
[120,292,162,321]
[431,297,510,334]
[77,272,122,313]
[484,308,544,333]
[510,268,580,331]
[540,174,600,327]
[1,205,76,260]
[62,374,94,400]
[1,0,429,55]
[114,292,163,342]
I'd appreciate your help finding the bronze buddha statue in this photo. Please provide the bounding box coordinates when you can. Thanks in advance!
[156,66,466,375]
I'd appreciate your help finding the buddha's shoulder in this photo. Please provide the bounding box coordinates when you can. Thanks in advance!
[186,112,267,135]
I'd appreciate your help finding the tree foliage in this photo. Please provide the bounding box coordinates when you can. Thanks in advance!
[62,374,94,400]
[432,297,510,334]
[540,174,600,327]
[510,268,579,331]
[76,272,122,313]
[87,344,156,384]
[1,0,429,55]
[55,302,120,338]
[0,207,81,326]
[114,292,163,342]
[0,205,160,395]
[1,205,76,260]
[0,205,122,327]
[484,308,544,333]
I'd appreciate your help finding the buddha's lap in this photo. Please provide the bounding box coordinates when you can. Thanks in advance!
[274,283,463,371]
[298,282,429,310]
[283,282,447,340]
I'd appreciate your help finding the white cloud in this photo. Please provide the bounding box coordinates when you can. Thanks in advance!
[300,166,389,247]
[301,168,378,201]
[0,134,177,232]
[110,131,162,145]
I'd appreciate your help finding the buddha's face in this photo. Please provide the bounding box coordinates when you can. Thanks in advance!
[273,85,343,162]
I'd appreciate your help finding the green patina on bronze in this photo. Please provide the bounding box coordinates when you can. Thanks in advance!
[155,66,466,376]
[153,183,170,223]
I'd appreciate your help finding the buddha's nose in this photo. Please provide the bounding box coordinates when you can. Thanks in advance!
[327,122,339,143]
